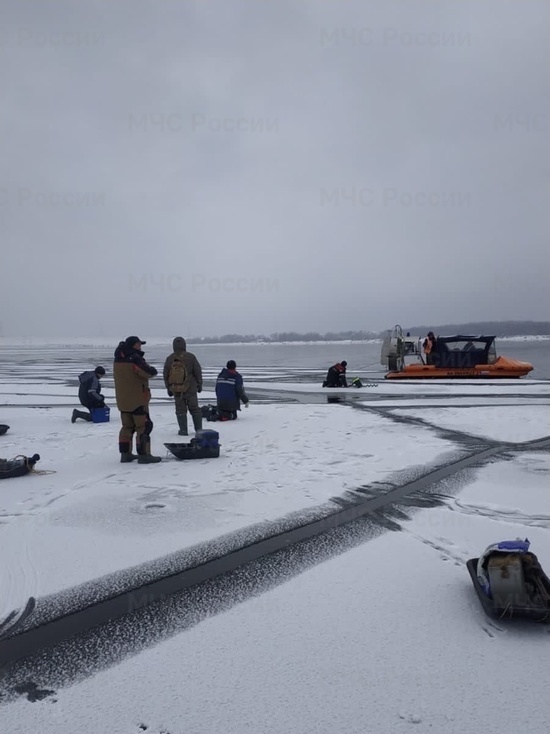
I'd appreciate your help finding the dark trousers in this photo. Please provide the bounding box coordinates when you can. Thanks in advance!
[324,367,346,387]
[74,396,103,421]
[174,391,202,419]
[119,406,153,455]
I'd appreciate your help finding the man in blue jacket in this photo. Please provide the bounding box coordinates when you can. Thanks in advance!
[71,366,106,422]
[215,360,249,420]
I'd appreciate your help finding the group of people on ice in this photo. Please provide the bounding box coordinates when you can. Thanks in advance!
[72,336,249,464]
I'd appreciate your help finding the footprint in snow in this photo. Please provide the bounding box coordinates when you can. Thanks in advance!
[398,713,422,724]
[411,534,467,566]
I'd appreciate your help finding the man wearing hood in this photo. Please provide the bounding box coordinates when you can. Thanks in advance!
[163,337,203,436]
[215,360,249,420]
[113,336,161,463]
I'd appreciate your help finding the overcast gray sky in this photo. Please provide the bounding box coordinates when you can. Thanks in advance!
[1,0,548,337]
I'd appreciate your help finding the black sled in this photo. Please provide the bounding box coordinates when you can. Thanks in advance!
[165,430,220,460]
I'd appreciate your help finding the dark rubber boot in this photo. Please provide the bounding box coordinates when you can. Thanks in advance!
[138,453,161,464]
[120,453,138,463]
[177,414,188,436]
[192,412,203,432]
[137,436,161,463]
[72,409,92,423]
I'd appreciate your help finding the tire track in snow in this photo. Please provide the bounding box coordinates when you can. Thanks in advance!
[448,499,550,529]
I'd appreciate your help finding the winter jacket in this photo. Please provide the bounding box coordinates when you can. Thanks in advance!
[163,337,203,394]
[423,337,434,355]
[113,342,158,412]
[325,363,347,387]
[215,368,249,412]
[78,370,103,408]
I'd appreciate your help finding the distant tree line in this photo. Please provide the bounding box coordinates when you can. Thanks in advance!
[186,321,550,344]
[403,321,550,337]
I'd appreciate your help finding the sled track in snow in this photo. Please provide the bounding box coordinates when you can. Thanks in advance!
[1,433,549,670]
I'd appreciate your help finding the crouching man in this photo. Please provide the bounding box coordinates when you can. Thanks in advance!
[215,360,249,420]
[113,336,161,464]
[72,366,106,422]
[323,360,348,387]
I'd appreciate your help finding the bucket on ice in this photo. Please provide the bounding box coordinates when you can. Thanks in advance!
[91,406,110,423]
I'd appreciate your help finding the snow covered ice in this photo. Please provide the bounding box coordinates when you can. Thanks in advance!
[0,401,454,609]
[1,353,549,734]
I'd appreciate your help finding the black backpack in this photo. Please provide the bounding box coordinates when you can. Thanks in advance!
[201,404,220,422]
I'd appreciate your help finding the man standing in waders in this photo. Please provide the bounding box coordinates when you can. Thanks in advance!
[163,337,203,436]
[113,336,161,463]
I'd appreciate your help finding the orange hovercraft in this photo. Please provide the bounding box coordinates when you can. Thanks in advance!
[381,325,534,379]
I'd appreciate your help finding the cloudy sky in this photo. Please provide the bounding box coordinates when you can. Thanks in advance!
[1,0,548,337]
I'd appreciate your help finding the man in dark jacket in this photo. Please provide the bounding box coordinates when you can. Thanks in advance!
[71,366,106,422]
[215,360,249,420]
[113,336,161,464]
[323,360,348,387]
[163,337,203,436]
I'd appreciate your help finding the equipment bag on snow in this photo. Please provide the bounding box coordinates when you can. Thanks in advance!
[201,404,221,422]
[168,356,191,395]
[0,454,40,479]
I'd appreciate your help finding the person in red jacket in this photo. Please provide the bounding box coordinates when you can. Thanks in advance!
[423,331,437,365]
[323,360,348,387]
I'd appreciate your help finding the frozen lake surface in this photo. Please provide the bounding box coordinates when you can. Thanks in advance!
[0,340,549,733]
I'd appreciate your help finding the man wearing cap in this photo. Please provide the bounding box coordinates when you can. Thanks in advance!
[71,366,106,422]
[215,359,250,421]
[323,360,348,388]
[113,336,161,463]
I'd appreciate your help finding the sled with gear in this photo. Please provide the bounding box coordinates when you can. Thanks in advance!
[0,424,9,436]
[165,430,221,460]
[0,454,41,479]
[466,538,550,622]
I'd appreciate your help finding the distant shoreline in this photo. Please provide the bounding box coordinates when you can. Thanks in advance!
[1,335,549,347]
